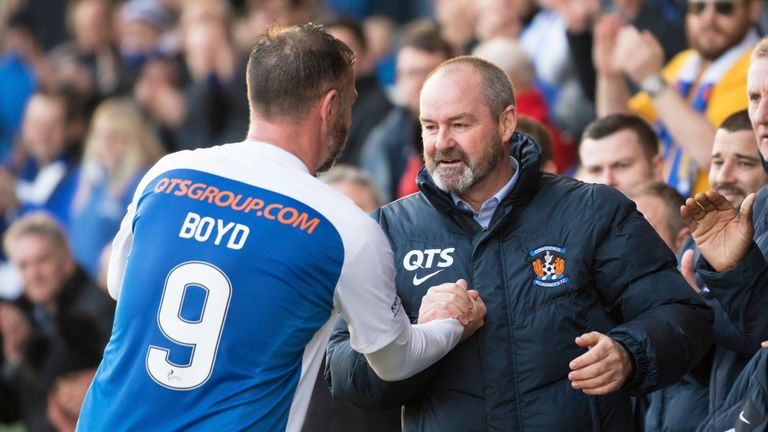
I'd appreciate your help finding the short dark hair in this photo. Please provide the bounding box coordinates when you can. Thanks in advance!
[430,56,516,119]
[718,109,753,133]
[627,181,686,237]
[323,16,367,52]
[516,116,552,164]
[398,21,453,59]
[246,23,356,119]
[581,114,659,160]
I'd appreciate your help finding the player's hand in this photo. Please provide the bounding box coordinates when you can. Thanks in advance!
[568,331,632,395]
[680,191,755,272]
[418,279,474,326]
[460,290,486,342]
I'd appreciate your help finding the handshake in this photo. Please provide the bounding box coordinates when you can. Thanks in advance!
[417,279,487,342]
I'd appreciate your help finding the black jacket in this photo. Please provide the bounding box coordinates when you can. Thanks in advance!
[697,185,768,409]
[326,133,713,431]
[698,348,768,432]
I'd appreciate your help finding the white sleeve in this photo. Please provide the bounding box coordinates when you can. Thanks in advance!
[332,215,463,381]
[106,154,178,300]
[106,200,135,300]
[333,216,408,354]
[364,318,463,381]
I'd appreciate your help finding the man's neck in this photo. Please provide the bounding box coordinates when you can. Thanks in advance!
[246,116,322,173]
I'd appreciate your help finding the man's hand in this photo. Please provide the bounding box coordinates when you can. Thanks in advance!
[568,332,632,395]
[612,26,664,85]
[593,14,624,77]
[460,291,486,342]
[550,0,601,32]
[680,191,755,272]
[417,279,486,341]
[0,169,19,213]
[0,303,31,367]
[680,249,702,294]
[418,279,475,326]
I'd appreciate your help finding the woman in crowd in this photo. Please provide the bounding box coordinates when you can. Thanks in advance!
[69,98,164,278]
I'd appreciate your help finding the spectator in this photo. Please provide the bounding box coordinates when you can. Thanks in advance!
[596,0,764,197]
[235,0,316,52]
[175,11,249,151]
[578,113,664,193]
[48,0,122,101]
[360,22,452,202]
[472,36,576,173]
[70,98,164,279]
[624,181,708,432]
[41,318,104,432]
[327,55,713,431]
[0,12,50,162]
[325,17,393,167]
[133,55,186,153]
[117,0,173,89]
[515,0,596,140]
[627,181,689,254]
[0,212,114,432]
[319,165,382,212]
[557,0,687,102]
[709,109,768,209]
[515,115,558,174]
[362,15,397,87]
[0,91,80,231]
[432,0,476,55]
[473,0,521,43]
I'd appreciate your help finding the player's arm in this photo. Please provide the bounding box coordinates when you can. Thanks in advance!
[107,202,135,300]
[332,218,483,380]
[362,280,485,381]
[326,282,485,408]
[107,155,177,300]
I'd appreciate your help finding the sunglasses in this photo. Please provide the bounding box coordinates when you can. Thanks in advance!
[687,1,737,16]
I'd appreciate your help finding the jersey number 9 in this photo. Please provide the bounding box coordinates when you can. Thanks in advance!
[146,261,232,390]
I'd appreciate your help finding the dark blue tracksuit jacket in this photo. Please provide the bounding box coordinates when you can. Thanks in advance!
[325,133,713,431]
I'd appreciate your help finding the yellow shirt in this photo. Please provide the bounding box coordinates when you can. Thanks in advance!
[629,48,752,196]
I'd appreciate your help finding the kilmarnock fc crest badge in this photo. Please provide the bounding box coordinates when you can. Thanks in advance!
[530,246,568,287]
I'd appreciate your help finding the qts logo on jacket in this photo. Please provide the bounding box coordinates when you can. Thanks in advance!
[403,248,455,286]
[530,246,568,287]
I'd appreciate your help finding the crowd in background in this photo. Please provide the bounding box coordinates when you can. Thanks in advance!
[0,0,767,430]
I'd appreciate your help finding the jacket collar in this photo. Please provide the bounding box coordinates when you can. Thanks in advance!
[417,131,542,231]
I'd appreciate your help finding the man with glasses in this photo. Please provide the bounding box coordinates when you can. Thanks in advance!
[595,0,763,198]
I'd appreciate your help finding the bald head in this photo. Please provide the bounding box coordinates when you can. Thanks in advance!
[424,56,516,120]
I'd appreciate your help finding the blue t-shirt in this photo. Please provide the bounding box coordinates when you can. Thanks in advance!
[78,142,406,431]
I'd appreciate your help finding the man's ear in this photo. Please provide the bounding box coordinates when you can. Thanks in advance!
[500,105,517,142]
[319,89,340,125]
[652,154,665,181]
